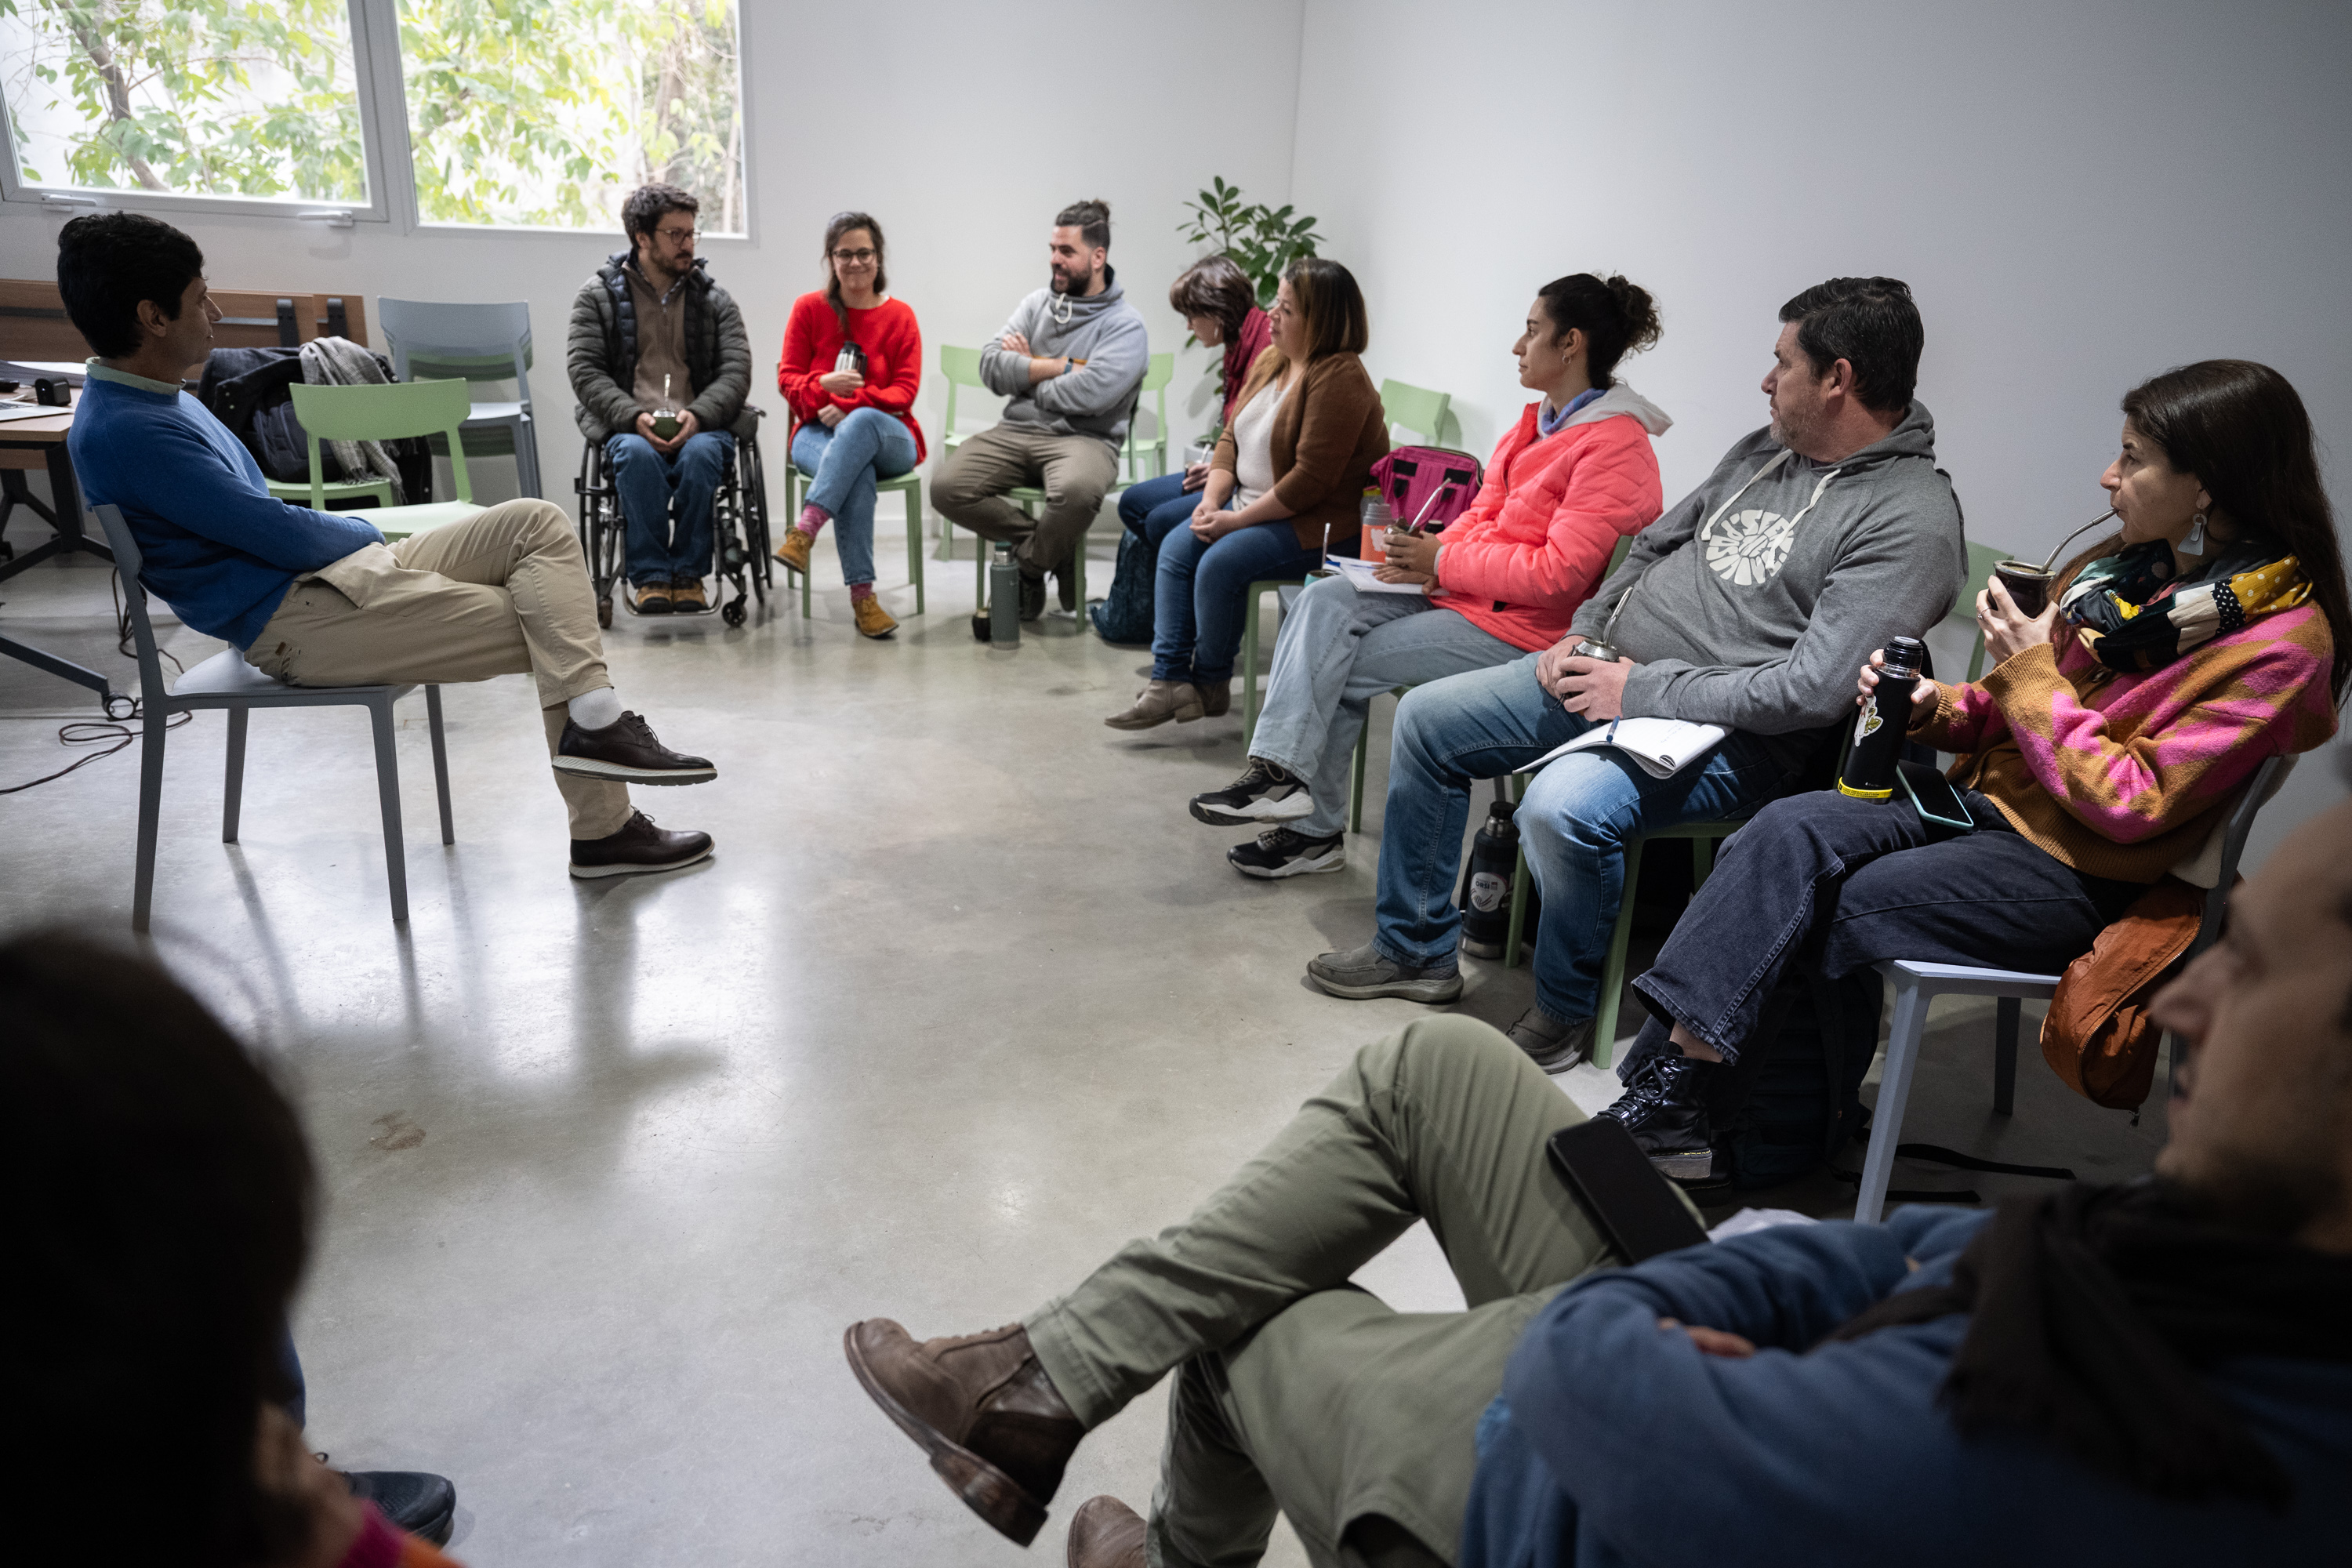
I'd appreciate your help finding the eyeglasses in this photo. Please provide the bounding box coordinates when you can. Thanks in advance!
[831,248,877,263]
[655,226,699,242]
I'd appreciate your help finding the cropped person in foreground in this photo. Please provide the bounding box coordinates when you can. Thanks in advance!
[62,212,717,880]
[846,756,2352,1567]
[10,931,471,1567]
[1183,271,1671,879]
[1604,358,2347,1180]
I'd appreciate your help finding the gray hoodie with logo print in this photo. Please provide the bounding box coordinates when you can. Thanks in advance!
[1568,401,1966,772]
[978,265,1150,450]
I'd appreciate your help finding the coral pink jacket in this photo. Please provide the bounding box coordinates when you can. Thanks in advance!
[1433,391,1668,652]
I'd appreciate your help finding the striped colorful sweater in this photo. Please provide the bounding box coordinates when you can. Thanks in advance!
[1913,602,2338,882]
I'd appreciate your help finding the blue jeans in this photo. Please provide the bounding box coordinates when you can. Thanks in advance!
[789,408,917,586]
[1632,787,2144,1062]
[1250,578,1524,838]
[606,430,735,586]
[1119,470,1196,543]
[1373,655,1789,1022]
[1152,519,1334,685]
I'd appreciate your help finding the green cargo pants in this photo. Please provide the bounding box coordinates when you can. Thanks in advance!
[1025,1015,1650,1568]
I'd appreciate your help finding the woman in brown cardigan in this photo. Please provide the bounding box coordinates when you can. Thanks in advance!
[1105,258,1388,728]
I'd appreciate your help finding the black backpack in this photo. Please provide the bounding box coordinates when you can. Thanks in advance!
[196,347,430,501]
[1089,526,1158,645]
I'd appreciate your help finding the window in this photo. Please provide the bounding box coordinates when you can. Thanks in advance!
[397,0,745,234]
[0,0,377,216]
[0,0,746,234]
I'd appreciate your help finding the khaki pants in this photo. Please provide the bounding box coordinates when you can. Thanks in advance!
[932,422,1120,576]
[245,499,633,840]
[1025,1018,1653,1568]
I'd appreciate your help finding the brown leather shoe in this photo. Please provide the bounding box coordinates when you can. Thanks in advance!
[772,528,814,575]
[671,578,708,612]
[852,594,898,639]
[844,1320,1080,1546]
[630,580,672,615]
[1197,679,1232,718]
[1104,679,1204,731]
[1066,1497,1147,1568]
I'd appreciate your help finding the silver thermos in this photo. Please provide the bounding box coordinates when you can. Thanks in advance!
[989,542,1020,647]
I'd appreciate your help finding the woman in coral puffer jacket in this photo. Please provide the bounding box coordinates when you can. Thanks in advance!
[1185,273,1673,881]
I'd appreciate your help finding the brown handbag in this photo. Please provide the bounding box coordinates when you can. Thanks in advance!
[2039,877,2206,1109]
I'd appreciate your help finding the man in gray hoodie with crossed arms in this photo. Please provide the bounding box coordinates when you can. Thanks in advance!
[936,198,1149,623]
[1294,278,1968,1074]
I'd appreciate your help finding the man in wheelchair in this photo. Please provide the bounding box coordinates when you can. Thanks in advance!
[61,212,720,881]
[567,182,754,617]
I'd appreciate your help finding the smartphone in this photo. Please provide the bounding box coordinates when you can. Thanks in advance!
[1546,1119,1711,1262]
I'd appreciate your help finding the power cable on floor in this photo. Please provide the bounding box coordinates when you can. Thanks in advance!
[2,574,191,795]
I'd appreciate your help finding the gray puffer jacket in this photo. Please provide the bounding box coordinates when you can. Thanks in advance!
[568,252,754,440]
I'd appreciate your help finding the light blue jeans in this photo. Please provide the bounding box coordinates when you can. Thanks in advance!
[1247,576,1523,839]
[1373,655,1789,1022]
[789,408,918,586]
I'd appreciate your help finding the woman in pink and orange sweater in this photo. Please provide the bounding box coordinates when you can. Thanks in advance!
[1603,360,2347,1181]
[1182,273,1672,880]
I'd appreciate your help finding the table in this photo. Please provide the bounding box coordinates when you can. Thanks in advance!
[0,390,121,710]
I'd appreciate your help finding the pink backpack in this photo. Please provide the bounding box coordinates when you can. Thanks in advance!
[1370,446,1485,532]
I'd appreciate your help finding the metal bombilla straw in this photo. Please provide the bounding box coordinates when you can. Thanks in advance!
[2034,508,2119,574]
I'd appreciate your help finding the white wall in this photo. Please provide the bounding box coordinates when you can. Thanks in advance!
[1290,0,2352,864]
[0,0,1305,502]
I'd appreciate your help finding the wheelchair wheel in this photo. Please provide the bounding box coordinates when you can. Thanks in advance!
[597,596,612,629]
[739,427,773,601]
[722,597,746,628]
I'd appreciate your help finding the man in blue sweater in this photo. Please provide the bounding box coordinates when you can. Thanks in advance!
[846,768,2352,1566]
[59,213,718,879]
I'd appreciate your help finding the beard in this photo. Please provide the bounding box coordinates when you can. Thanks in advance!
[1051,261,1096,296]
[1769,398,1816,452]
[2155,1148,2347,1240]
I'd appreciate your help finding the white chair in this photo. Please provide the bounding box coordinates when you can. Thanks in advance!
[1853,753,2292,1221]
[94,504,454,930]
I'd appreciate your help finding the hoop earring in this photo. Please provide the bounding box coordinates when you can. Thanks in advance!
[2182,512,2208,557]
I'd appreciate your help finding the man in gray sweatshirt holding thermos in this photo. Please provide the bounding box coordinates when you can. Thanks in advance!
[935,198,1149,623]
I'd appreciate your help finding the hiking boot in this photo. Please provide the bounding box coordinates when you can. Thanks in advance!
[630,579,672,615]
[1596,1052,1718,1180]
[1019,570,1048,622]
[1066,1497,1148,1568]
[554,712,717,785]
[1505,1008,1596,1075]
[1105,679,1204,730]
[1197,679,1232,718]
[773,527,815,575]
[1305,941,1462,1003]
[844,1319,1081,1547]
[671,578,707,612]
[853,594,899,639]
[567,811,714,880]
[1189,757,1312,826]
[1228,827,1345,879]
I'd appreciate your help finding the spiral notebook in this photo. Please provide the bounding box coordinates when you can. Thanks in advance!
[1519,717,1729,780]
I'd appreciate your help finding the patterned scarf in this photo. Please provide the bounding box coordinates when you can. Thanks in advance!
[2059,535,2311,674]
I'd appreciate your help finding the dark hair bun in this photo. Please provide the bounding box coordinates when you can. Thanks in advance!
[1603,275,1662,356]
[1535,271,1663,384]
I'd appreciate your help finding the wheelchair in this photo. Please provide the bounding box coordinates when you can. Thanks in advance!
[575,410,774,628]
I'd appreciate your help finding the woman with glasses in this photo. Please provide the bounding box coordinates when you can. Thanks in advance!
[776,211,925,638]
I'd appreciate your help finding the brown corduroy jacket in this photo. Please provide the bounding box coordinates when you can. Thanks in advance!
[1211,350,1389,553]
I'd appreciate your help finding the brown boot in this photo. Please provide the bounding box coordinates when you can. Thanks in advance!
[1104,679,1205,731]
[1197,679,1232,718]
[1065,1497,1147,1568]
[851,593,898,639]
[844,1319,1080,1546]
[772,527,814,575]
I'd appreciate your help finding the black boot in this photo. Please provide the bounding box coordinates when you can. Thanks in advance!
[1597,1052,1718,1181]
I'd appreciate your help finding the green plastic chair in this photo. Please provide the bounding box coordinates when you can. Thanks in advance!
[1379,378,1456,446]
[282,379,485,541]
[781,437,925,619]
[938,344,1172,625]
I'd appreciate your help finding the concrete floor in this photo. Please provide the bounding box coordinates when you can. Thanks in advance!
[0,521,2165,1564]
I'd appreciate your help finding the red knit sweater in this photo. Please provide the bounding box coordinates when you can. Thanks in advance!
[777,292,927,462]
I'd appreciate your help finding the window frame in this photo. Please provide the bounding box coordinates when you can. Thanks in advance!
[0,0,395,227]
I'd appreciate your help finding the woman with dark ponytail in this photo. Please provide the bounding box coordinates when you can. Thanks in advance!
[1180,273,1674,884]
[775,211,926,638]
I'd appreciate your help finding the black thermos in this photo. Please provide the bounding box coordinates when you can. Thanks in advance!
[1457,800,1522,956]
[1838,636,1926,800]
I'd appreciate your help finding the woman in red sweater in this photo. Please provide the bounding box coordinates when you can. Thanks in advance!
[1187,274,1671,881]
[774,211,926,638]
